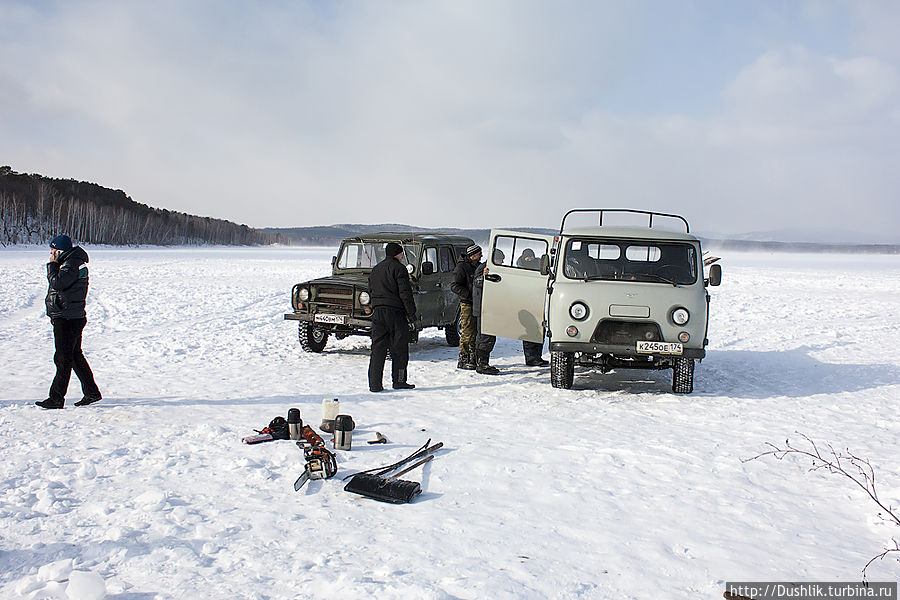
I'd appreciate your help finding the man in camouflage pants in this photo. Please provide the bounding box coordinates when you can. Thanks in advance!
[450,244,482,370]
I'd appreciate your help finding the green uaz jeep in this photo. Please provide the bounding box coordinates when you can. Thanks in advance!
[285,232,476,352]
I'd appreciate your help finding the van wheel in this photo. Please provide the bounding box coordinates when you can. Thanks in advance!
[672,357,694,394]
[444,312,461,347]
[299,322,329,352]
[550,351,575,389]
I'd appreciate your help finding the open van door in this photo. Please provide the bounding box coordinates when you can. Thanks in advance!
[481,230,554,343]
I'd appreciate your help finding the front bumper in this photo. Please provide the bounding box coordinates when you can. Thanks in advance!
[549,341,705,360]
[284,312,373,329]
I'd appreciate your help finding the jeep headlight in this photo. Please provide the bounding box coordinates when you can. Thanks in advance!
[569,302,589,321]
[359,291,370,305]
[672,307,689,326]
[298,287,310,301]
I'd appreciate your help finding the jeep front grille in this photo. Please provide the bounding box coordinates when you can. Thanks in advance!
[314,285,354,307]
[592,320,662,344]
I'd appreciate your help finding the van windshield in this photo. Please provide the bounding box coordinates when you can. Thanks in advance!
[335,242,419,271]
[562,239,697,285]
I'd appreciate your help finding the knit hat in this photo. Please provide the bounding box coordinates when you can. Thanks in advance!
[50,234,73,252]
[465,244,482,257]
[385,242,403,257]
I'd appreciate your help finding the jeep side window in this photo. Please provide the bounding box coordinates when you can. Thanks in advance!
[424,247,438,271]
[439,247,454,272]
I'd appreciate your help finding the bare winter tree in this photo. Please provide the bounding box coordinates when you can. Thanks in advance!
[743,433,900,582]
[1,167,282,246]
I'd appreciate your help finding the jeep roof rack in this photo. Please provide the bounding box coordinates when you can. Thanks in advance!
[559,209,690,235]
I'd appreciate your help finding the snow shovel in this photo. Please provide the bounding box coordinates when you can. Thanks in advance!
[343,440,441,504]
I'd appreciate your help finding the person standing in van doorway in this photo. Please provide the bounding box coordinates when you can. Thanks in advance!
[37,235,102,409]
[451,244,482,370]
[367,242,417,392]
[516,249,549,367]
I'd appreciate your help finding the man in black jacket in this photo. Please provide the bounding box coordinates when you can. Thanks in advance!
[367,242,418,392]
[450,244,482,370]
[37,235,102,409]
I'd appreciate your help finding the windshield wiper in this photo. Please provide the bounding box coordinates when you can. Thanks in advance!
[638,273,680,286]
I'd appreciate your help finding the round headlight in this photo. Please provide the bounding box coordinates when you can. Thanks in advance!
[672,307,689,325]
[298,288,309,301]
[359,291,370,305]
[569,302,589,321]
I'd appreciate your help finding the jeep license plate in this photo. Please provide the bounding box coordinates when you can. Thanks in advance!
[314,314,347,324]
[636,341,683,355]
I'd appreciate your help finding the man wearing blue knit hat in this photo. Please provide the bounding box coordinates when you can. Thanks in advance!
[36,235,102,409]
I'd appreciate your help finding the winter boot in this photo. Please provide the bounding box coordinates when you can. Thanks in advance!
[75,393,102,406]
[475,351,500,375]
[457,352,476,370]
[36,398,65,409]
[392,369,415,390]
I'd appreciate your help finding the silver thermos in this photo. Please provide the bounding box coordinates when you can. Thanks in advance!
[287,408,302,441]
[333,414,355,450]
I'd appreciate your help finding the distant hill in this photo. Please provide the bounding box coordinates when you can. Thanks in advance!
[0,166,283,246]
[261,225,557,247]
[264,224,900,254]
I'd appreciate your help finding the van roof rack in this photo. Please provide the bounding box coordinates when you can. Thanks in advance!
[560,209,690,235]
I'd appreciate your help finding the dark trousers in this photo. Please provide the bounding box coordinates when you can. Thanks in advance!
[368,307,410,388]
[523,340,544,362]
[474,315,496,354]
[49,317,101,403]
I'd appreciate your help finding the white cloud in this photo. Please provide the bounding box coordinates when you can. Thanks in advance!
[1,1,899,241]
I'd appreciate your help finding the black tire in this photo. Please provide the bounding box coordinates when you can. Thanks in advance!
[299,321,329,352]
[444,312,461,347]
[550,351,575,389]
[672,357,694,394]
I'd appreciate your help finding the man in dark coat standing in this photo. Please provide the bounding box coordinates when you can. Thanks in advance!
[450,244,482,370]
[37,234,102,409]
[367,242,418,392]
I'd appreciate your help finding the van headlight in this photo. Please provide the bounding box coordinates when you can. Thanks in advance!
[569,302,589,321]
[298,288,310,301]
[672,307,689,326]
[359,291,370,305]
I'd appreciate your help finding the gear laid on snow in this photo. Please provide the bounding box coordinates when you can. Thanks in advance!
[343,439,442,504]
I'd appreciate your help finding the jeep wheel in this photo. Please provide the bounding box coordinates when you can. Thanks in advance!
[672,357,694,394]
[550,351,575,389]
[299,322,329,352]
[444,312,461,347]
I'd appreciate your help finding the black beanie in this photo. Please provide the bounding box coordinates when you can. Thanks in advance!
[466,244,482,257]
[385,242,403,257]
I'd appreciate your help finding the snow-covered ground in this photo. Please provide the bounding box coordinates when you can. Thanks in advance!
[1,246,899,599]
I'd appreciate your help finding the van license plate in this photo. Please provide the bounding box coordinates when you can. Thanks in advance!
[314,314,347,324]
[636,341,683,355]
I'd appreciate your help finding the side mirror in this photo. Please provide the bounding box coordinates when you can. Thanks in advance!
[540,254,550,276]
[421,261,434,276]
[707,263,722,286]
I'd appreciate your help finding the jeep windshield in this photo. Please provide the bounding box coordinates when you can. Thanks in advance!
[335,242,420,271]
[562,239,697,285]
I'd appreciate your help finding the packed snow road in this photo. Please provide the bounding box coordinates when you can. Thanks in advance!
[1,246,899,599]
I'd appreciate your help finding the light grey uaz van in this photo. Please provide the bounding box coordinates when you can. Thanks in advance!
[481,209,721,393]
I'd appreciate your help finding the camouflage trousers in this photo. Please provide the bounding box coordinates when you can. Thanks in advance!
[458,302,476,357]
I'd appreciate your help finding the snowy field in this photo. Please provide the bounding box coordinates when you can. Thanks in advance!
[1,245,899,599]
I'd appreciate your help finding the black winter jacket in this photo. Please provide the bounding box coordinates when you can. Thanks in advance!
[45,246,90,319]
[471,262,487,318]
[451,259,478,304]
[368,256,417,319]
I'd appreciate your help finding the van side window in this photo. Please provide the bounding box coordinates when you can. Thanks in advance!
[492,235,549,270]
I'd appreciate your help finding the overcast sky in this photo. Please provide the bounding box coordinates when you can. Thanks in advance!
[1,1,899,241]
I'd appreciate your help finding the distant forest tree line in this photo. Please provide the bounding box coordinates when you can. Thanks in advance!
[0,166,284,247]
